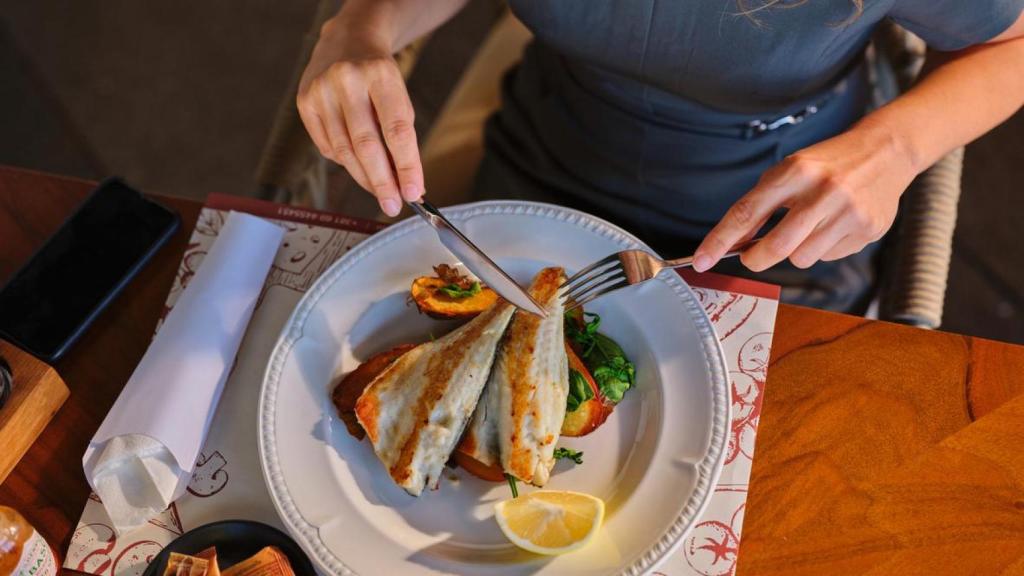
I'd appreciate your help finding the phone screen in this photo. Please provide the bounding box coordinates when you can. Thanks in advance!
[0,179,179,361]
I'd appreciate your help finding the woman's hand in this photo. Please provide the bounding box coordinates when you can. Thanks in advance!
[692,122,919,272]
[297,16,424,217]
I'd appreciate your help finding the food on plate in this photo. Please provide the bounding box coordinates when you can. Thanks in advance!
[455,442,583,483]
[332,344,417,439]
[163,546,293,576]
[560,344,614,437]
[355,299,516,496]
[566,310,636,404]
[552,447,583,464]
[457,267,568,487]
[495,267,569,486]
[456,331,503,471]
[164,553,210,576]
[196,548,221,576]
[332,263,635,499]
[221,546,294,576]
[494,490,605,555]
[451,447,506,482]
[457,267,574,482]
[410,264,498,319]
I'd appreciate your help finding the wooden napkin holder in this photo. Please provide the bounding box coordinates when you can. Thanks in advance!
[0,339,69,484]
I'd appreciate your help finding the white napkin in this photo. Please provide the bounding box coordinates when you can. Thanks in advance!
[83,211,284,534]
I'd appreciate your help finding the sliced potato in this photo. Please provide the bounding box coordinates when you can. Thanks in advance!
[410,276,498,319]
[561,397,613,437]
[452,448,506,482]
[561,343,614,437]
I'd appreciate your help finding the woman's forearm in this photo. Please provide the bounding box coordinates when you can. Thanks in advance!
[328,0,469,54]
[857,31,1024,174]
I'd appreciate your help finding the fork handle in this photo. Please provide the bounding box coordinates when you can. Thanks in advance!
[664,238,760,269]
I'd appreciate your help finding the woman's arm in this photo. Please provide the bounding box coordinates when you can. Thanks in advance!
[297,0,469,216]
[693,11,1024,273]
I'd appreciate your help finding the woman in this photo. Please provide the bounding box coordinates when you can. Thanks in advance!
[296,0,1024,311]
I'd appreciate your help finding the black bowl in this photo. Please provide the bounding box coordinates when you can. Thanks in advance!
[141,520,315,576]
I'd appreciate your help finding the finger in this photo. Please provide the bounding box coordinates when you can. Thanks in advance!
[297,100,331,158]
[820,235,864,261]
[741,197,834,272]
[693,160,818,272]
[738,212,771,244]
[722,212,772,267]
[693,193,782,272]
[334,75,402,217]
[787,217,851,269]
[368,72,423,202]
[316,83,372,190]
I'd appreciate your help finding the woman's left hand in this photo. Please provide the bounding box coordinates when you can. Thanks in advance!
[692,122,919,272]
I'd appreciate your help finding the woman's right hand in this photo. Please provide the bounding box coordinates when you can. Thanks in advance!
[297,15,424,217]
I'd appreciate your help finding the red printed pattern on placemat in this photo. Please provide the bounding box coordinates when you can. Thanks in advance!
[679,268,780,301]
[205,193,386,235]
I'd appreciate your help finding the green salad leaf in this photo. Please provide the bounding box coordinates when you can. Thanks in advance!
[565,312,636,404]
[553,447,584,464]
[566,368,594,412]
[438,281,482,299]
[565,311,602,357]
[592,352,635,403]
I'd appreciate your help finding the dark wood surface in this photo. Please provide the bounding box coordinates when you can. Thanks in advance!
[1,166,1022,574]
[0,166,200,561]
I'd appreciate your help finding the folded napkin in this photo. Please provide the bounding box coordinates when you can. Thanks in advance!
[83,211,283,534]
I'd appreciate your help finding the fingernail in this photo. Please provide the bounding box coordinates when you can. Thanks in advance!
[693,254,713,273]
[401,184,421,201]
[381,198,401,217]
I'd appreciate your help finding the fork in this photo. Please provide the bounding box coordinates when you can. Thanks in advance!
[560,239,759,311]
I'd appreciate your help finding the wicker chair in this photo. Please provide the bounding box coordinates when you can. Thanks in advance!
[256,7,961,329]
[872,22,964,328]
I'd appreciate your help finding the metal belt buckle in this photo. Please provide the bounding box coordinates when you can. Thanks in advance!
[745,104,820,139]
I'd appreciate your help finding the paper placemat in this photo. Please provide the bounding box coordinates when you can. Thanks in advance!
[66,194,778,576]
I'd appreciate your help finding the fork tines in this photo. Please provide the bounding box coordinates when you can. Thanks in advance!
[559,254,628,312]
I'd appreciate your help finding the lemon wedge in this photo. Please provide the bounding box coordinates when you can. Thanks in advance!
[494,490,605,555]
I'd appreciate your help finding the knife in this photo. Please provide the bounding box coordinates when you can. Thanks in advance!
[407,199,548,317]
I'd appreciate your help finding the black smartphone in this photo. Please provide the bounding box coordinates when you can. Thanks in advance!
[0,178,179,362]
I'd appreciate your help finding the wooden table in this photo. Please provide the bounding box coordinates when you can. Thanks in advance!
[1,166,1022,575]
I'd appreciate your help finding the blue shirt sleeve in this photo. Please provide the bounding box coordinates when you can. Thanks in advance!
[889,0,1023,51]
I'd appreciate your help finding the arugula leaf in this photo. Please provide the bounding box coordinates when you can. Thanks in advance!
[566,369,594,412]
[565,311,602,357]
[593,364,631,403]
[438,281,482,299]
[553,447,584,465]
[565,311,637,404]
[590,333,635,402]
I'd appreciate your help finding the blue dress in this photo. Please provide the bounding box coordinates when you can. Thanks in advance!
[472,0,1023,311]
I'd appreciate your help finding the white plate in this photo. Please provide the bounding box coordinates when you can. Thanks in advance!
[258,201,729,576]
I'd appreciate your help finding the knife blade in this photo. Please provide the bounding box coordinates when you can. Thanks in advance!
[407,199,548,317]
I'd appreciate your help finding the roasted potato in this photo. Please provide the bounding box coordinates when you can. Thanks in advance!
[410,276,498,319]
[452,449,506,482]
[561,343,614,437]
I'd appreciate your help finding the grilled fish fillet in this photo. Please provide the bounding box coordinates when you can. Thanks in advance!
[462,267,568,486]
[458,357,502,467]
[355,300,514,496]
